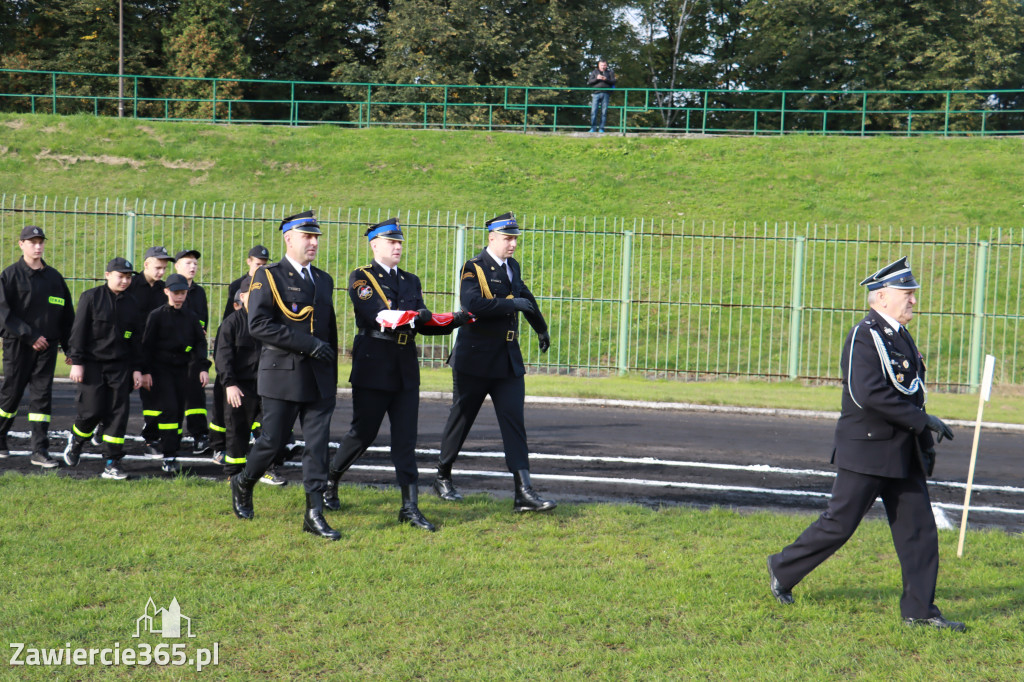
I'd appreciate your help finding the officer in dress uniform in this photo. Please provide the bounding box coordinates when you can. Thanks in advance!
[174,249,212,456]
[62,257,144,480]
[323,218,469,532]
[767,257,965,631]
[430,212,555,512]
[127,245,175,456]
[229,211,341,541]
[0,225,75,467]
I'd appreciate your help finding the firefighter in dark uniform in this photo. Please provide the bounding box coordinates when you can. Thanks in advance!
[228,211,340,541]
[210,244,271,462]
[140,273,209,474]
[324,218,469,532]
[0,225,75,468]
[128,245,175,456]
[430,212,555,512]
[215,277,265,479]
[174,249,212,456]
[767,257,965,631]
[62,257,144,479]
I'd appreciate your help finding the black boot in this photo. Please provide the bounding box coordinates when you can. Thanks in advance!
[431,459,463,501]
[323,470,342,511]
[303,492,341,540]
[230,472,257,520]
[398,484,437,532]
[512,469,556,513]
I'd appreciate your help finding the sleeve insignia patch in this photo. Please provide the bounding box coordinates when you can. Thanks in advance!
[250,282,262,290]
[357,285,373,300]
[352,279,368,289]
[462,272,475,280]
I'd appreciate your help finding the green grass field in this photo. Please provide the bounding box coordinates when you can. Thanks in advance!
[5,381,1017,682]
[3,113,1024,227]
[1,474,1021,680]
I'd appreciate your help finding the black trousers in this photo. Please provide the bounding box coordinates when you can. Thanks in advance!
[224,379,261,476]
[771,466,941,620]
[439,370,529,472]
[332,386,419,486]
[151,367,188,458]
[244,394,335,494]
[208,374,226,451]
[0,338,58,452]
[184,364,208,438]
[71,361,132,460]
[139,381,160,444]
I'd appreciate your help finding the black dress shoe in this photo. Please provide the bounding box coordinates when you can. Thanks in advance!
[903,615,966,632]
[323,476,342,511]
[398,484,437,532]
[303,493,340,541]
[230,473,255,520]
[767,556,794,605]
[431,475,463,501]
[512,470,556,512]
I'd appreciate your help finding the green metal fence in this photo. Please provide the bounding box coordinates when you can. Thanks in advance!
[4,68,1024,136]
[1,194,1019,391]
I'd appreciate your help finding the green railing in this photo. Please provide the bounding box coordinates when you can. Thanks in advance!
[3,68,1024,136]
[2,194,1021,391]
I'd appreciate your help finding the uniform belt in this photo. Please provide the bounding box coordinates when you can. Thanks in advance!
[477,330,518,341]
[358,329,415,345]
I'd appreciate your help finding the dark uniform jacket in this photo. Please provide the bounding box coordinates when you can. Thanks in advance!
[215,308,260,387]
[247,259,338,402]
[141,305,209,375]
[0,258,74,348]
[182,281,209,333]
[833,309,933,479]
[127,274,166,318]
[347,261,454,392]
[449,248,546,379]
[67,284,143,369]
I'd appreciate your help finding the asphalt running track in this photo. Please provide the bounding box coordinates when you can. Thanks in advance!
[4,382,1023,533]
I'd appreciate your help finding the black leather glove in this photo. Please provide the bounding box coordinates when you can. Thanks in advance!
[538,331,551,353]
[417,308,431,323]
[919,444,937,477]
[309,340,336,364]
[512,298,535,315]
[452,310,475,326]
[925,414,954,442]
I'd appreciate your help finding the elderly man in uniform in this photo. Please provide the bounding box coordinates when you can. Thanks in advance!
[767,257,964,631]
[324,218,469,532]
[430,212,555,512]
[0,225,75,467]
[228,211,340,540]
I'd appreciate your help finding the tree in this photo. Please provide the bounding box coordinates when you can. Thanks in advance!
[163,0,249,120]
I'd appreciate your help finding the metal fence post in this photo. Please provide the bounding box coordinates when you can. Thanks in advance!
[451,224,467,346]
[617,230,633,375]
[125,210,137,264]
[968,240,989,391]
[788,236,806,379]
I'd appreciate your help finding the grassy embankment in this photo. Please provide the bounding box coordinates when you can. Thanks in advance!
[3,113,1024,422]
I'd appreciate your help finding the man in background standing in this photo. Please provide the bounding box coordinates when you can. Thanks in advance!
[587,59,616,133]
